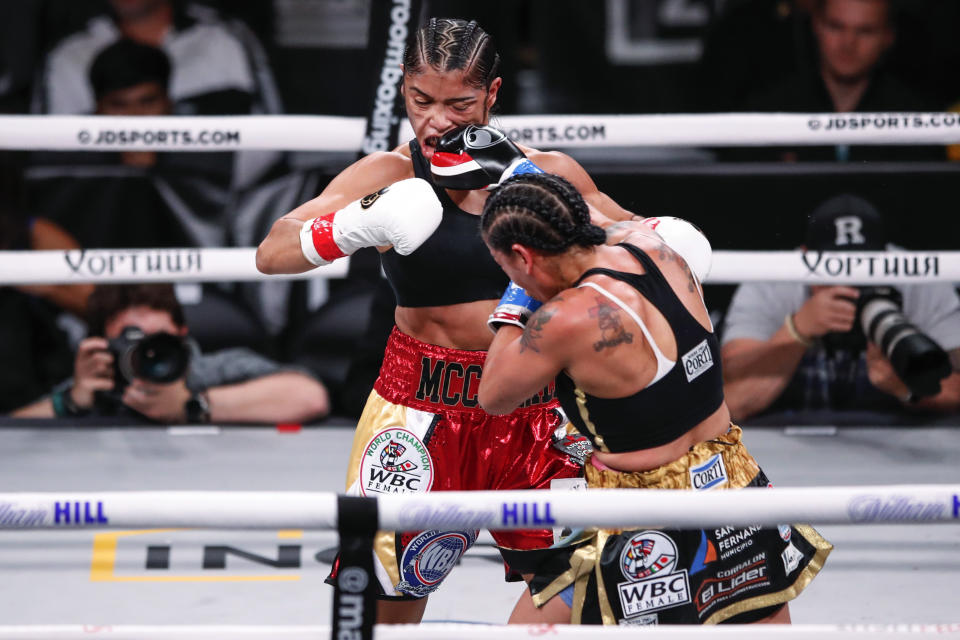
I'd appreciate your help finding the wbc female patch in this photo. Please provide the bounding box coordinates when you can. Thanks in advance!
[359,427,434,496]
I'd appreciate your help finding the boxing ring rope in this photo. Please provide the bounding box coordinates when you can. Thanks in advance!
[1,112,959,151]
[0,487,957,638]
[0,623,956,639]
[1,485,957,530]
[0,248,955,285]
[4,112,958,638]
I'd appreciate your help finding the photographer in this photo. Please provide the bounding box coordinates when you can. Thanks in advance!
[722,194,960,421]
[11,283,330,424]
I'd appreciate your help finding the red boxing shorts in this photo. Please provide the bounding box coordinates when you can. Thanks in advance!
[331,328,585,599]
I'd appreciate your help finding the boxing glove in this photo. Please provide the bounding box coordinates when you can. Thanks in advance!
[430,124,543,190]
[299,178,442,266]
[488,282,543,333]
[641,216,713,282]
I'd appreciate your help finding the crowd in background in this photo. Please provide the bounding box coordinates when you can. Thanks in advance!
[1,0,959,422]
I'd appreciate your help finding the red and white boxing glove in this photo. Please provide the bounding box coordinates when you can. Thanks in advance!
[299,178,443,266]
[641,216,713,282]
[488,282,543,333]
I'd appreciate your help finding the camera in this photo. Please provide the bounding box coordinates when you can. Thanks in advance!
[109,325,191,388]
[93,326,192,416]
[856,287,952,398]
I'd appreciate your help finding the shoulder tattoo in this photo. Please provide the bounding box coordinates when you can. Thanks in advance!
[588,294,634,352]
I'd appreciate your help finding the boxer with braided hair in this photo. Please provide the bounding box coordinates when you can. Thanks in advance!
[257,18,637,624]
[482,173,606,254]
[478,174,831,627]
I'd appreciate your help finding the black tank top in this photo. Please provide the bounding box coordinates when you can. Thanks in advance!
[555,243,724,453]
[379,140,509,307]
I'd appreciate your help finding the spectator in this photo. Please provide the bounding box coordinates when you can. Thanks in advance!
[91,38,172,169]
[11,283,330,424]
[27,37,224,250]
[0,154,93,315]
[743,0,942,161]
[34,0,283,187]
[0,154,88,412]
[721,194,960,421]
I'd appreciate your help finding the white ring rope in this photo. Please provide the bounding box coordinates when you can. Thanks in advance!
[0,624,956,639]
[1,113,959,151]
[0,248,952,285]
[0,248,347,284]
[0,485,956,530]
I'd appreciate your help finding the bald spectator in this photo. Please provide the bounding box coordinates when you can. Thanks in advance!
[743,0,942,161]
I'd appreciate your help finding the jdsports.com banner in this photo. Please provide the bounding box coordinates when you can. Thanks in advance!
[5,113,960,152]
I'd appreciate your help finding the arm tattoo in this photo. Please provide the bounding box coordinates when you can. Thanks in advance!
[655,242,697,293]
[588,295,634,352]
[520,299,562,353]
[604,221,634,241]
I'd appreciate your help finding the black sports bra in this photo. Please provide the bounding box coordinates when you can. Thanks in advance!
[378,140,509,307]
[555,243,724,453]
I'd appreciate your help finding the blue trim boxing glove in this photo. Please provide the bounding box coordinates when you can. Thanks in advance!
[430,124,543,190]
[488,281,543,333]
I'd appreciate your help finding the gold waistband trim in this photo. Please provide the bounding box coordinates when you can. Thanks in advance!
[584,425,759,491]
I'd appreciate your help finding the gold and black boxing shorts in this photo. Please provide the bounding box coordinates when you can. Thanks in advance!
[528,425,833,625]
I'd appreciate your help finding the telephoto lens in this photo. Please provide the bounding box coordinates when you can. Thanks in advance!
[857,287,952,398]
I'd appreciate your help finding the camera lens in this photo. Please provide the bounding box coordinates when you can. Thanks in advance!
[858,287,951,398]
[131,333,190,383]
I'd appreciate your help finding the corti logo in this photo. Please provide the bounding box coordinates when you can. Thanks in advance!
[682,339,714,382]
[689,454,727,491]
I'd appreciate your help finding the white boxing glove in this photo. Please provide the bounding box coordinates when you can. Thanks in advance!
[641,216,712,282]
[299,178,443,266]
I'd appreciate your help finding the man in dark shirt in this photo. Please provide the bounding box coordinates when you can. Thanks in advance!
[744,0,942,161]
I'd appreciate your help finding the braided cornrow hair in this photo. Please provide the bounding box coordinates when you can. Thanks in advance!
[403,18,500,89]
[481,173,607,255]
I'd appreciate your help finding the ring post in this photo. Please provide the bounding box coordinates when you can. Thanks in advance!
[332,495,379,640]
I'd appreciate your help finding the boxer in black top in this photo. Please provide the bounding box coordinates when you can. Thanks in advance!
[478,173,832,626]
